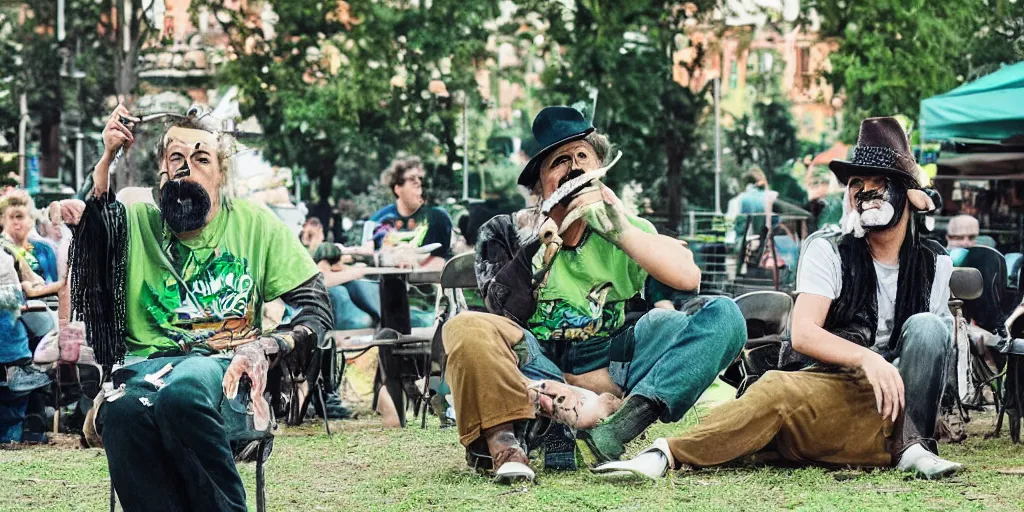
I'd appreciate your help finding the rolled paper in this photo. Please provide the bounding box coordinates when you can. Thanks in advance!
[540,150,623,214]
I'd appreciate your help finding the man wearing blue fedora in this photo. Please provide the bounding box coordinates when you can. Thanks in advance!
[441,106,746,482]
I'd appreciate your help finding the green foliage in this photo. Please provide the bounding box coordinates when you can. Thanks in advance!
[725,62,800,178]
[959,0,1024,81]
[805,0,1024,142]
[0,0,119,185]
[197,0,511,205]
[516,0,718,224]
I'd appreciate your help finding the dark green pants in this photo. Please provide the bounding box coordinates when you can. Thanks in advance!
[100,356,247,512]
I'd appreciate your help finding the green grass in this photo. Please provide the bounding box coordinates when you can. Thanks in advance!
[3,380,1024,511]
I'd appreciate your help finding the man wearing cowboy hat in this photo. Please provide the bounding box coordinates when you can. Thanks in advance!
[595,117,962,480]
[441,106,746,483]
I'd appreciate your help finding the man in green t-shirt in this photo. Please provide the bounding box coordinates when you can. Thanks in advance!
[442,106,746,483]
[57,105,331,512]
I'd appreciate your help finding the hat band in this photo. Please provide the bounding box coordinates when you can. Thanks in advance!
[850,145,912,171]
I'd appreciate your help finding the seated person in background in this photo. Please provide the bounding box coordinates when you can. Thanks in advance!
[62,104,331,512]
[0,242,51,409]
[302,215,383,331]
[1,236,62,301]
[0,248,45,443]
[313,242,380,330]
[596,117,961,481]
[300,215,327,253]
[946,214,979,249]
[368,156,453,270]
[1,191,59,286]
[44,203,73,327]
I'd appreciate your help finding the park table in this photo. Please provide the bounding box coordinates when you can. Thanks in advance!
[344,266,441,427]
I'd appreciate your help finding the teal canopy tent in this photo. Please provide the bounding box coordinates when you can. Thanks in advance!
[920,62,1024,142]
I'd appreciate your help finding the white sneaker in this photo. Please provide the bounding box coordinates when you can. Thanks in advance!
[492,446,535,484]
[494,461,535,484]
[897,443,963,479]
[592,438,674,480]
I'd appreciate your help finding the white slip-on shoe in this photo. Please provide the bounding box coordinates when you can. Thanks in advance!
[492,446,536,484]
[592,437,674,480]
[494,461,536,484]
[897,443,964,480]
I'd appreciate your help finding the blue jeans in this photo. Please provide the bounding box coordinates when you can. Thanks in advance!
[892,312,951,451]
[328,280,382,330]
[328,280,434,330]
[519,298,746,422]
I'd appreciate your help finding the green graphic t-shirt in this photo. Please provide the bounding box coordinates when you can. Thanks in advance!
[527,216,656,341]
[123,199,318,357]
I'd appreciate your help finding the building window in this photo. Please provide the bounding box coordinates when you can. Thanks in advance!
[797,47,812,91]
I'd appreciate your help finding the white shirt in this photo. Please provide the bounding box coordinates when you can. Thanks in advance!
[796,235,953,350]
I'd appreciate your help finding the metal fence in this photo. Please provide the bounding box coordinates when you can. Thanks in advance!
[679,210,810,297]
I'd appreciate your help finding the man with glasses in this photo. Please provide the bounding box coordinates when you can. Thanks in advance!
[367,156,453,270]
[946,214,980,249]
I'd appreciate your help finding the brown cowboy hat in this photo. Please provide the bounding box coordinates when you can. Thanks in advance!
[830,117,926,186]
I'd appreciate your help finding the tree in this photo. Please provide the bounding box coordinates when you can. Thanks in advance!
[804,0,1022,142]
[515,0,719,228]
[726,62,799,177]
[195,0,511,207]
[0,7,23,156]
[958,0,1024,81]
[0,0,153,188]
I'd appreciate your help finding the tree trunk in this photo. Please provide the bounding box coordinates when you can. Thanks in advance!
[317,167,333,205]
[40,120,61,182]
[439,114,459,197]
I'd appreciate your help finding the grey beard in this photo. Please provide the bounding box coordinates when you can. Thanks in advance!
[860,201,896,227]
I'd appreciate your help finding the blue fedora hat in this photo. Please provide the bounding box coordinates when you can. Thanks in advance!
[517,106,595,188]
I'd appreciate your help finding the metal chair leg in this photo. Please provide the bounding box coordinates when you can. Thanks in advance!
[256,440,268,512]
[53,363,61,434]
[420,351,433,429]
[316,380,332,438]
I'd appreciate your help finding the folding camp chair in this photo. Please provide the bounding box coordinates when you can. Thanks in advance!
[721,291,794,397]
[331,252,477,429]
[417,252,477,428]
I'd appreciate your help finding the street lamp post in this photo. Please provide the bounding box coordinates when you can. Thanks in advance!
[463,99,469,202]
[714,75,722,215]
[17,94,28,187]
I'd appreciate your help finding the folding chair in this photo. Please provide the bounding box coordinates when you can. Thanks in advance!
[721,291,793,397]
[417,252,477,428]
[331,291,444,428]
[957,246,1023,441]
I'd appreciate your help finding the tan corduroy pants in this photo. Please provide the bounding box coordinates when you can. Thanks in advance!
[668,369,898,469]
[442,311,536,447]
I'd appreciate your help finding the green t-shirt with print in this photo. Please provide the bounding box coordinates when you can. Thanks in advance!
[123,198,318,357]
[527,216,656,341]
